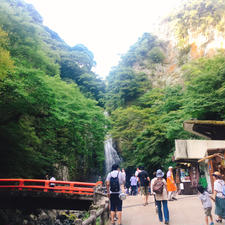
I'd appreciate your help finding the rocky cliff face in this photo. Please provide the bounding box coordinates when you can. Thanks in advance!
[133,1,225,88]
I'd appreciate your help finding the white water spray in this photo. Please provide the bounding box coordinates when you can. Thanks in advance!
[104,137,121,173]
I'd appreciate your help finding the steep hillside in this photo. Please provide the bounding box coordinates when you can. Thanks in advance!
[119,0,225,87]
[0,0,107,180]
[106,0,225,174]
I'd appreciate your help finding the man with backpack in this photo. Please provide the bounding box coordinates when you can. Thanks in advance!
[137,166,150,206]
[152,169,170,224]
[106,164,126,225]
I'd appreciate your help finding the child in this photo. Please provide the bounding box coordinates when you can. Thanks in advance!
[198,185,214,225]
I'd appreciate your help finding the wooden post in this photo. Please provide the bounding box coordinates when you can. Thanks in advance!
[93,191,97,205]
[75,219,82,225]
[90,210,96,225]
[105,199,110,220]
[99,203,104,225]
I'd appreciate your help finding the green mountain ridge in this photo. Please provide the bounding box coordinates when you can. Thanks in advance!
[0,0,107,180]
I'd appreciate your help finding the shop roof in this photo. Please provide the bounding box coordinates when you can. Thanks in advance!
[174,140,225,161]
[183,120,225,140]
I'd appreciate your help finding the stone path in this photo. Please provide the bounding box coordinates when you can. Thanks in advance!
[117,194,223,225]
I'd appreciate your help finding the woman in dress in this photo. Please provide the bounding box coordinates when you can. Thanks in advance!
[167,166,177,201]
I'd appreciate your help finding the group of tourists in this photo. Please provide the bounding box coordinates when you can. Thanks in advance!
[105,164,177,225]
[106,164,225,225]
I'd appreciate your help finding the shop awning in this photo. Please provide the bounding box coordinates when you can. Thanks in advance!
[183,120,225,140]
[174,140,225,161]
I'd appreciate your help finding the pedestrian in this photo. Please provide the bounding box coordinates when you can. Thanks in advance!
[137,166,150,206]
[197,185,214,225]
[212,171,225,223]
[167,166,177,201]
[152,169,169,224]
[106,164,126,225]
[130,174,138,195]
[135,167,140,194]
[50,176,56,187]
[121,168,126,189]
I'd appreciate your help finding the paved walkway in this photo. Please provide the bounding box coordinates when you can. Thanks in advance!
[118,194,222,225]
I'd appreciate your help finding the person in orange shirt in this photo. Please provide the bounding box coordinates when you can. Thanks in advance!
[167,166,177,201]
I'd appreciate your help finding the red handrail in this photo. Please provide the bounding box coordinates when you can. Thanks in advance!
[0,179,102,196]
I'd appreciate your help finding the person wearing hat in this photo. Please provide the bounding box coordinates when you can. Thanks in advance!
[167,166,177,201]
[212,171,225,223]
[152,169,170,224]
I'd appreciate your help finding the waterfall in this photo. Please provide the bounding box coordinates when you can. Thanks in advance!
[104,137,121,173]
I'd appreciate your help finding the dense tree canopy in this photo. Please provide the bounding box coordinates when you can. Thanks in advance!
[0,0,107,180]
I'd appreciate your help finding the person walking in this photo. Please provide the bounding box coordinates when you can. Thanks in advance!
[167,166,177,201]
[106,164,126,225]
[212,171,225,223]
[49,176,56,187]
[152,169,170,224]
[197,185,214,225]
[135,167,140,194]
[137,166,150,206]
[130,174,138,195]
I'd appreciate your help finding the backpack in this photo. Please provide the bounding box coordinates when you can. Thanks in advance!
[144,176,149,186]
[110,172,120,193]
[139,170,149,186]
[153,178,164,194]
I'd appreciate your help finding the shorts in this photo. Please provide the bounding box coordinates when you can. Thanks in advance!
[140,186,148,196]
[110,194,122,211]
[204,207,212,216]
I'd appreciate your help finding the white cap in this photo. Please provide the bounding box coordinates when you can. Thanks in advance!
[169,166,173,169]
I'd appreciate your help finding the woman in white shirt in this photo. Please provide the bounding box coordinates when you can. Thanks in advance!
[213,171,225,223]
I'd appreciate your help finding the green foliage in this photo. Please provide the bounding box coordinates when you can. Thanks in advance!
[0,67,107,179]
[0,0,108,180]
[120,33,164,67]
[182,54,225,120]
[59,48,106,107]
[0,28,14,79]
[147,47,165,63]
[170,0,225,46]
[106,67,150,112]
[108,54,225,175]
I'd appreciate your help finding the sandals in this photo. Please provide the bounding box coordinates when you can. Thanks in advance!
[216,219,222,223]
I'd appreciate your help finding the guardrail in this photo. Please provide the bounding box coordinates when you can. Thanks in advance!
[75,200,109,225]
[0,179,102,196]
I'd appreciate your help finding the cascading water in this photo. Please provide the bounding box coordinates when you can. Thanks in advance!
[104,136,121,173]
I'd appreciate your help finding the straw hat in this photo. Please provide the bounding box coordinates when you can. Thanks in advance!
[212,171,221,177]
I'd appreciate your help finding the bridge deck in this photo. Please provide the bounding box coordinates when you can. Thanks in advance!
[0,179,102,210]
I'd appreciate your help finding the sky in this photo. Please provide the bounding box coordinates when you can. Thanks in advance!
[25,0,182,79]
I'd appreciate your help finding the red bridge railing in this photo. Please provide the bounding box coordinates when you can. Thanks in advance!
[0,179,102,196]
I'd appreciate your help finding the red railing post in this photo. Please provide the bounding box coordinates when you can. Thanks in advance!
[18,179,24,191]
[44,180,49,192]
[70,183,73,193]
